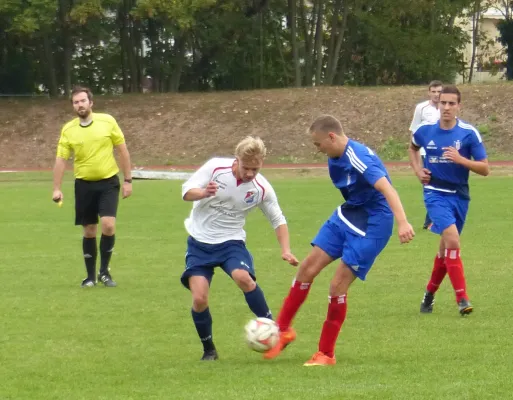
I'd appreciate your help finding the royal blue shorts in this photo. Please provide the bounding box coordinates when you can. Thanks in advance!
[180,236,255,289]
[424,191,469,234]
[311,217,391,281]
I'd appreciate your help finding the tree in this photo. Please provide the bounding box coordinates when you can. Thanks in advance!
[497,1,513,79]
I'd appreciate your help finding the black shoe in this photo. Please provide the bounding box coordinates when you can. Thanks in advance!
[81,278,96,288]
[201,350,219,361]
[423,214,432,230]
[98,273,117,287]
[458,298,473,316]
[420,291,435,313]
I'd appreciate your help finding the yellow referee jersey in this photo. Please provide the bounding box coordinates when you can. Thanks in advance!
[57,113,125,181]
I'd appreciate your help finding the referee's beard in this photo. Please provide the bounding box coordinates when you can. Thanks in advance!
[76,108,92,121]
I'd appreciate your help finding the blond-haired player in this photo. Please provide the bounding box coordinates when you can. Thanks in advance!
[180,136,299,361]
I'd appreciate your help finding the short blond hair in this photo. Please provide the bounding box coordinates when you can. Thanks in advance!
[309,115,343,136]
[235,136,267,160]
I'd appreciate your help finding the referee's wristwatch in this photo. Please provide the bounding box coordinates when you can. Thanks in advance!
[124,178,132,183]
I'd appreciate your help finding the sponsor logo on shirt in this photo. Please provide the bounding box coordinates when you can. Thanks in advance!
[213,177,227,189]
[426,140,437,150]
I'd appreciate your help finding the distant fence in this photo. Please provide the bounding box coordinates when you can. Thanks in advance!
[455,70,505,84]
[0,93,50,98]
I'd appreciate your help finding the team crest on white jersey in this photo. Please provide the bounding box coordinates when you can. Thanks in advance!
[454,140,461,150]
[244,190,257,204]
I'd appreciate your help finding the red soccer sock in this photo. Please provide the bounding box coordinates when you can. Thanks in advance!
[318,294,347,358]
[444,248,468,302]
[276,279,312,332]
[426,253,447,294]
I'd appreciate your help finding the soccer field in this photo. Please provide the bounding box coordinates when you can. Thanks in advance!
[1,171,512,400]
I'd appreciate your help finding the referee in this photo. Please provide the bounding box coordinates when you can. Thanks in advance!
[52,86,133,288]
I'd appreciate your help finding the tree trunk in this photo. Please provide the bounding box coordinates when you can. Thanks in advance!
[299,0,314,85]
[128,13,141,92]
[272,20,290,85]
[289,0,301,86]
[326,0,348,85]
[260,11,264,89]
[169,32,188,92]
[59,0,73,96]
[42,34,58,97]
[147,18,161,92]
[314,0,324,85]
[120,0,138,92]
[325,0,342,83]
[469,1,481,83]
[118,5,130,92]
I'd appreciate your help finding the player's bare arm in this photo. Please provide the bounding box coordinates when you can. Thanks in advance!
[260,192,298,266]
[183,182,218,201]
[442,147,490,176]
[274,224,299,266]
[52,157,67,202]
[115,143,133,198]
[373,177,415,244]
[408,142,431,184]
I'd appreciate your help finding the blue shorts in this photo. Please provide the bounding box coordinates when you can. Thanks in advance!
[424,191,469,234]
[311,218,391,281]
[180,236,255,289]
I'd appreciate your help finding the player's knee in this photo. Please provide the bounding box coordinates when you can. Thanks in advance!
[297,258,320,282]
[232,270,256,292]
[442,227,460,249]
[101,218,116,235]
[83,224,97,238]
[329,275,352,296]
[192,291,209,311]
[445,238,460,249]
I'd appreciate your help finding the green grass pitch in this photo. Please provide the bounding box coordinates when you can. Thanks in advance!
[0,171,512,399]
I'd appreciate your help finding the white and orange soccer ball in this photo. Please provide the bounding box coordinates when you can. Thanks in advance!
[244,317,279,352]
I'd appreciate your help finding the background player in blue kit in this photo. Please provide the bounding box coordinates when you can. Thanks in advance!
[409,80,443,230]
[408,85,489,316]
[264,115,415,366]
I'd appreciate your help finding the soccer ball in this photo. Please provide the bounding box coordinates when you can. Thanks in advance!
[244,317,279,353]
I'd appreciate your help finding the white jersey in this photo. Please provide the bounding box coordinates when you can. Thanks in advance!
[409,100,440,156]
[181,157,287,244]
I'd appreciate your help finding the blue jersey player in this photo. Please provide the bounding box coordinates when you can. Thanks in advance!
[408,85,489,316]
[264,115,415,366]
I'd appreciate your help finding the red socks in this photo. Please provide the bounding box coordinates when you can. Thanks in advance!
[444,248,468,302]
[318,295,347,358]
[426,253,447,294]
[276,279,312,332]
[277,281,348,358]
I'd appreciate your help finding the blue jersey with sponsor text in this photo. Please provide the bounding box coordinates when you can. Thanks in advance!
[327,140,393,239]
[412,119,487,200]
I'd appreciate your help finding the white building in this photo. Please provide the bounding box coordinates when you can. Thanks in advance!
[456,3,508,83]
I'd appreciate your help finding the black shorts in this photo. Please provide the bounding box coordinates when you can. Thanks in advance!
[74,175,120,226]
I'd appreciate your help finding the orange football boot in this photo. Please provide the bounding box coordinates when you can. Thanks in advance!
[303,351,336,366]
[263,327,296,359]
